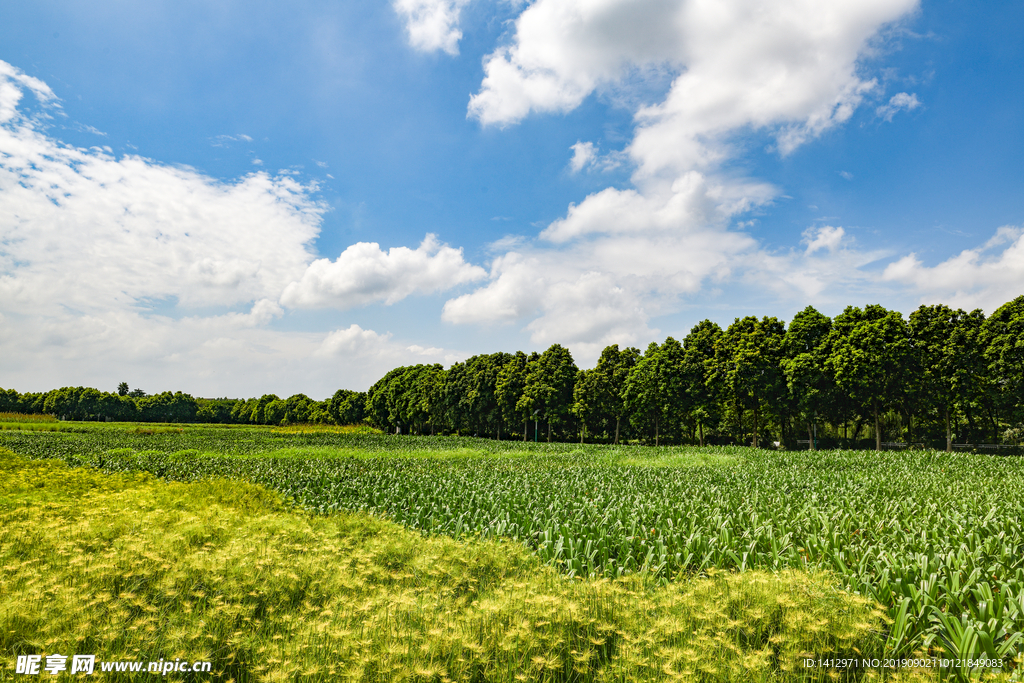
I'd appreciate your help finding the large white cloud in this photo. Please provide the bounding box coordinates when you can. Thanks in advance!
[445,0,921,359]
[0,69,324,315]
[0,61,466,395]
[280,234,486,309]
[882,226,1024,312]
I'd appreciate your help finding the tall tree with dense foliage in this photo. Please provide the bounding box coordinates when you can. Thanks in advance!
[682,321,722,447]
[622,338,686,446]
[827,305,913,451]
[519,344,578,441]
[573,344,640,444]
[782,306,833,450]
[713,317,786,448]
[497,351,533,440]
[980,295,1024,433]
[328,389,366,425]
[909,304,987,451]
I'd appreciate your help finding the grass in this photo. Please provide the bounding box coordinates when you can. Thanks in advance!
[4,425,1024,679]
[271,424,383,435]
[1,448,944,682]
[0,413,58,423]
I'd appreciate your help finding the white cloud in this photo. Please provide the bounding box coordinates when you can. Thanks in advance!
[882,226,1024,311]
[540,172,775,243]
[876,91,921,121]
[0,61,462,396]
[0,60,56,123]
[803,225,845,255]
[568,140,596,173]
[280,234,487,309]
[449,0,920,355]
[393,0,471,55]
[0,70,324,316]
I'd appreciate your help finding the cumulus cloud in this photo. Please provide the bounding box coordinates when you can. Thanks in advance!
[803,226,846,255]
[882,226,1024,311]
[876,92,921,121]
[393,0,471,55]
[568,140,597,173]
[448,0,920,357]
[0,61,462,395]
[280,234,486,309]
[0,72,324,316]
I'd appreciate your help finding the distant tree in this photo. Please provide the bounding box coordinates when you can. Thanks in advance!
[519,344,578,441]
[117,382,129,397]
[328,390,366,425]
[980,295,1024,434]
[249,394,281,425]
[0,388,21,413]
[623,338,687,446]
[827,305,912,451]
[573,344,640,444]
[597,344,641,444]
[782,307,833,450]
[909,304,987,450]
[128,388,147,399]
[681,321,722,447]
[713,317,786,448]
[496,351,532,440]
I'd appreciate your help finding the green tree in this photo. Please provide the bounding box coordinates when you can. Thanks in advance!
[496,351,533,440]
[909,304,987,450]
[827,305,912,451]
[681,321,722,447]
[519,345,578,441]
[249,394,281,425]
[782,306,833,450]
[328,390,367,426]
[713,317,786,448]
[980,295,1024,435]
[622,338,686,446]
[117,382,129,397]
[572,344,640,444]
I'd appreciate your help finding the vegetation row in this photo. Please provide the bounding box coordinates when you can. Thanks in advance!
[4,448,940,683]
[3,296,1023,450]
[5,425,1023,670]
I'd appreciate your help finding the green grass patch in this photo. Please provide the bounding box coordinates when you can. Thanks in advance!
[1,449,936,682]
[4,427,1024,676]
[614,449,744,468]
[0,413,58,423]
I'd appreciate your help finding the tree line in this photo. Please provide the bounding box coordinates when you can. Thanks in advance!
[361,297,1024,451]
[0,384,366,428]
[2,296,1021,450]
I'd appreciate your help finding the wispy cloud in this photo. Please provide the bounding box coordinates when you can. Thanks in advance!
[876,92,921,121]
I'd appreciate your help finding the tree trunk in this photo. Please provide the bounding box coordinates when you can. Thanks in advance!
[614,417,620,445]
[945,406,952,452]
[808,421,815,451]
[547,421,551,442]
[497,423,501,441]
[580,421,585,444]
[874,404,881,452]
[753,408,759,449]
[965,408,977,444]
[654,415,659,447]
[523,419,527,442]
[698,420,704,447]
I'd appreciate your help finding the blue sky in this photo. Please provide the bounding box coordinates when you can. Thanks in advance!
[1,0,1022,398]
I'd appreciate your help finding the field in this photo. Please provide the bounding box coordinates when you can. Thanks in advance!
[2,421,1024,681]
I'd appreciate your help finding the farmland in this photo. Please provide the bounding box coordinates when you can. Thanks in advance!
[3,422,1024,680]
